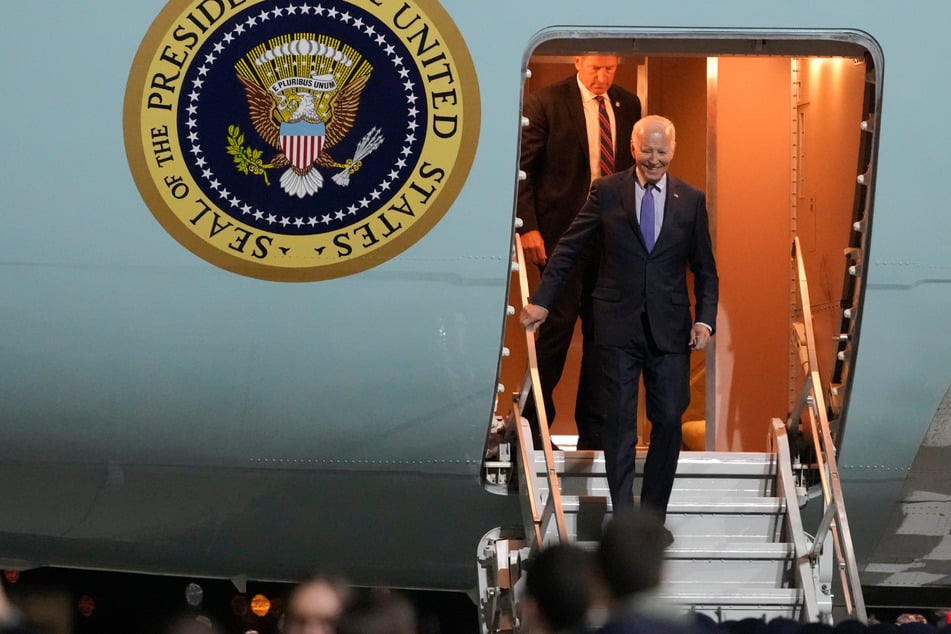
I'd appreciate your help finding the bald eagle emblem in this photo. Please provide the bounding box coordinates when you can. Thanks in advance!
[234,37,383,198]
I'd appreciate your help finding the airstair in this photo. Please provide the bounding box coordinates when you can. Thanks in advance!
[480,422,825,626]
[477,237,867,633]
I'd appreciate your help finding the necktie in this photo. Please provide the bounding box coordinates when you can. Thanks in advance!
[595,96,614,177]
[641,183,656,252]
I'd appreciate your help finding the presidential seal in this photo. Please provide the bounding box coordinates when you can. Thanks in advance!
[124,0,479,281]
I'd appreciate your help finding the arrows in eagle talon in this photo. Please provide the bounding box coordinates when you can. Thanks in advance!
[332,127,384,187]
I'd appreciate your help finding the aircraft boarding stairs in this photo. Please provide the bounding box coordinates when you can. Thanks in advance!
[479,418,833,631]
[480,418,831,628]
[477,237,865,632]
[551,433,818,616]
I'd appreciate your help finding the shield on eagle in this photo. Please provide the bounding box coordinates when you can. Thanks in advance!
[280,120,326,170]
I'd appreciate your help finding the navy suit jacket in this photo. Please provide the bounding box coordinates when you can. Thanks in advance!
[531,168,718,353]
[517,75,641,250]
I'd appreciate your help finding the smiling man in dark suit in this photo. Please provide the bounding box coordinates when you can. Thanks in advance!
[520,115,718,530]
[517,54,642,451]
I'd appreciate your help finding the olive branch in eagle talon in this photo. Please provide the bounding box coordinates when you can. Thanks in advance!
[226,124,274,185]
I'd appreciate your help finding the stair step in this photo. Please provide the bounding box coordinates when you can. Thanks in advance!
[533,450,776,477]
[546,499,787,543]
[569,540,795,560]
[666,542,796,585]
[662,589,804,621]
[548,480,775,497]
[664,557,795,586]
[665,513,785,542]
[521,446,812,622]
[659,586,803,606]
[670,498,787,514]
[533,450,778,499]
[665,540,795,560]
[557,495,786,515]
[563,542,800,604]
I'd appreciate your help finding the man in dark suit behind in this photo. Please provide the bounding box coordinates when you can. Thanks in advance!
[517,54,641,450]
[520,116,718,527]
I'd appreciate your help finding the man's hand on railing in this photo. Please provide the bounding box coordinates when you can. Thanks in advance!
[520,230,547,266]
[689,323,712,351]
[520,303,549,332]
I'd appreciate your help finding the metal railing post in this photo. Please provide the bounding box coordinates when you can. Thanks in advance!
[791,237,867,622]
[511,234,568,545]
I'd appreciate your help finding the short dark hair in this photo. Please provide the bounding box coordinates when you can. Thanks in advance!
[524,543,593,632]
[285,571,350,606]
[336,589,416,634]
[596,511,667,598]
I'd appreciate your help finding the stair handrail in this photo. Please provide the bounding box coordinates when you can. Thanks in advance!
[511,233,568,546]
[790,237,867,622]
[769,418,821,622]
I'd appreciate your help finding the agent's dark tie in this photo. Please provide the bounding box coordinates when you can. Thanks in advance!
[641,183,656,252]
[595,96,614,177]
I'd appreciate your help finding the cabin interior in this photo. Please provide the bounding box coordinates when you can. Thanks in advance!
[501,38,872,453]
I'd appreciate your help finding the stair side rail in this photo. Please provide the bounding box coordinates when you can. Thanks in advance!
[790,237,867,622]
[769,418,821,623]
[511,233,568,547]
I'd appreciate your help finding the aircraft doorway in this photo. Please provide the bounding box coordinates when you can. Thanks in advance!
[503,34,877,453]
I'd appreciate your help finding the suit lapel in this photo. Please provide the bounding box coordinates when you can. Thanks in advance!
[621,170,649,251]
[654,175,681,251]
[561,80,589,158]
[605,87,625,158]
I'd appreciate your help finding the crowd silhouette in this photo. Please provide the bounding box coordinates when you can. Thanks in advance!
[2,515,948,634]
[518,511,950,634]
